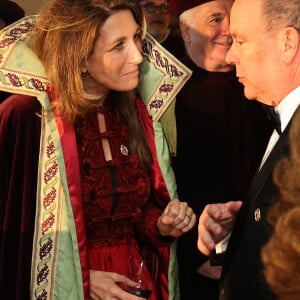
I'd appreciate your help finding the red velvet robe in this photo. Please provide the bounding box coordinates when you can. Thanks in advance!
[0,93,173,300]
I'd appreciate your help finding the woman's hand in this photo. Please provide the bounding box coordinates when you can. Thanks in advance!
[156,199,196,238]
[89,270,146,300]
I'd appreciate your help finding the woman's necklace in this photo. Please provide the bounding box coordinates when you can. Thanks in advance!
[83,92,104,100]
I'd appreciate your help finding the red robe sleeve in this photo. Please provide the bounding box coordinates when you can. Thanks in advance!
[0,94,41,300]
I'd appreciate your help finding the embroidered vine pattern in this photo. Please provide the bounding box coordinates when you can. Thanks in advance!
[142,37,186,117]
[34,134,58,300]
[0,18,48,92]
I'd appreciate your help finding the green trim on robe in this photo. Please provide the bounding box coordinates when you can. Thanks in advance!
[0,17,193,300]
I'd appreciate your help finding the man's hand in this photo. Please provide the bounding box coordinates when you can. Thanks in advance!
[197,201,243,256]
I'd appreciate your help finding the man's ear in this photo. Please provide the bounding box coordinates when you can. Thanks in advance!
[179,21,191,44]
[280,26,300,64]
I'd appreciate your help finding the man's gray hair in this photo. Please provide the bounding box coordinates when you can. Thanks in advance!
[262,0,300,33]
[179,6,198,28]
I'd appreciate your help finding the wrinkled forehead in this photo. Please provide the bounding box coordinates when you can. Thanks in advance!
[200,0,233,13]
[230,0,261,22]
[186,0,232,21]
[230,0,262,36]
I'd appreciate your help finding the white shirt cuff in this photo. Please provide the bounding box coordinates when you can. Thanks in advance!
[215,232,232,254]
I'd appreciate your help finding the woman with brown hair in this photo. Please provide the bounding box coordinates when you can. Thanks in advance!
[0,0,195,299]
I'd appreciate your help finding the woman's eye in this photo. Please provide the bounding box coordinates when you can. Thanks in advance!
[134,29,142,41]
[113,42,123,50]
[134,33,140,41]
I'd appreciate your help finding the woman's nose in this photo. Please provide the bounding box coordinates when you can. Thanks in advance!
[130,43,143,64]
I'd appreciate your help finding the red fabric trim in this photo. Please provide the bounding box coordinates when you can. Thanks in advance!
[158,247,171,300]
[136,98,171,300]
[53,113,90,300]
[136,98,170,207]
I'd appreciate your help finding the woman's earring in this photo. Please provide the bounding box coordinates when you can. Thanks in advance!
[81,70,92,78]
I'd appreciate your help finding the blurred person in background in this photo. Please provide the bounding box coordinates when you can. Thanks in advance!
[0,0,24,29]
[136,0,185,59]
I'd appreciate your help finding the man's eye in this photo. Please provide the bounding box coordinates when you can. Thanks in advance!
[234,40,244,45]
[211,17,222,23]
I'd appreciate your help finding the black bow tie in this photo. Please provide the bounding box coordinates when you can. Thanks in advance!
[261,104,282,135]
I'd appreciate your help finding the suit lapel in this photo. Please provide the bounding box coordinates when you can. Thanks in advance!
[247,129,290,202]
[221,123,291,278]
[248,104,300,201]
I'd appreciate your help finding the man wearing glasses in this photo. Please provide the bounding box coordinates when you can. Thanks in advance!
[138,0,186,59]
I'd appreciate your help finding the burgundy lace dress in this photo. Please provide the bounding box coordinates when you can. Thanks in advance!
[75,105,163,298]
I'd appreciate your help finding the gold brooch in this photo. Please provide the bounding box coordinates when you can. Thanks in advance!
[120,144,128,156]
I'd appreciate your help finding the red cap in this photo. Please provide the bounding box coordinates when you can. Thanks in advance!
[169,0,213,17]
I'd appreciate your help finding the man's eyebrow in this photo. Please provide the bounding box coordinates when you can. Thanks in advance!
[209,12,223,18]
[203,12,223,21]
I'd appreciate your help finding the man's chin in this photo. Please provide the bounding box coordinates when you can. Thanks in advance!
[243,87,258,101]
[148,24,167,34]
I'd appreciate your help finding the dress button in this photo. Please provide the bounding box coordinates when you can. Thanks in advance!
[120,144,128,156]
[254,208,261,222]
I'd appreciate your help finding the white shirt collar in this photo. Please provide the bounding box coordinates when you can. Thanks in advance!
[276,85,300,133]
[259,85,300,170]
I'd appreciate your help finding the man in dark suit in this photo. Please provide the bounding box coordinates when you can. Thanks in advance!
[167,0,271,300]
[197,0,300,299]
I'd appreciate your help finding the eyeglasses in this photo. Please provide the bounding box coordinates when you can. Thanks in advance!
[141,3,169,14]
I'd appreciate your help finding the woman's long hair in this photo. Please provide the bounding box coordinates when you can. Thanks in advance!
[32,0,152,170]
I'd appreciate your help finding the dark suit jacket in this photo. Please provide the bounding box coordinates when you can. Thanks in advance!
[219,116,293,300]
